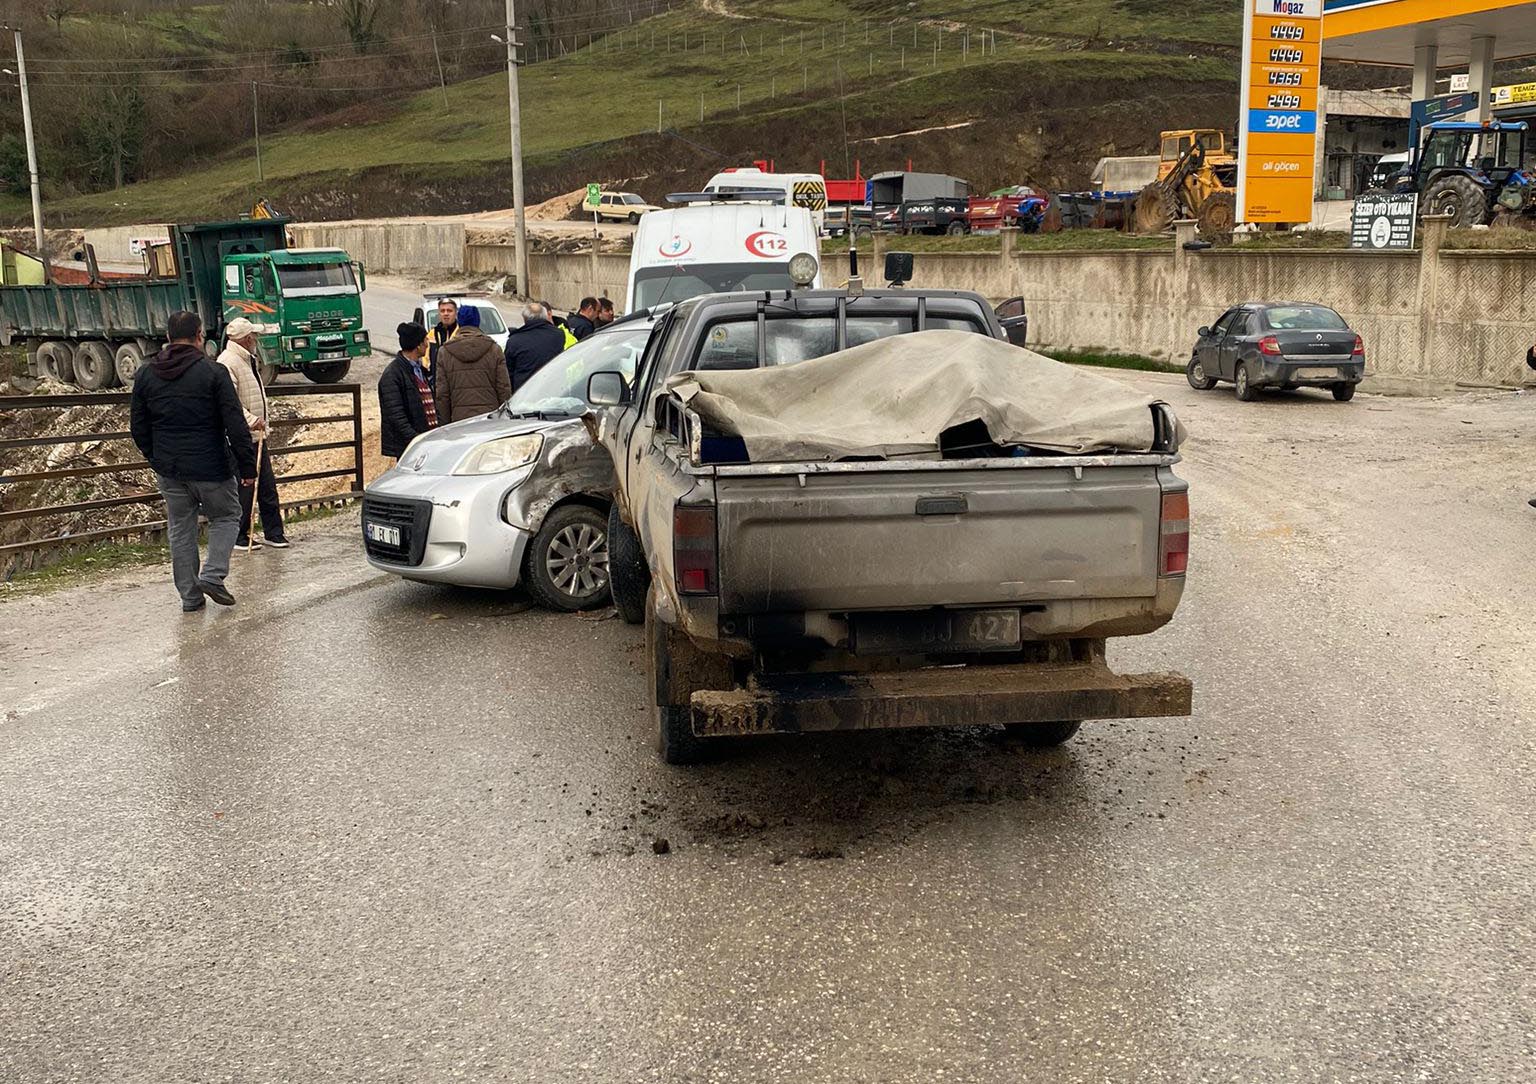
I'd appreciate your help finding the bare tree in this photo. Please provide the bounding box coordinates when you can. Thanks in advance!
[336,0,382,54]
[44,2,77,32]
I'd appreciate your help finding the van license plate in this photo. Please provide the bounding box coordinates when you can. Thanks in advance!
[365,522,401,547]
[854,609,1022,655]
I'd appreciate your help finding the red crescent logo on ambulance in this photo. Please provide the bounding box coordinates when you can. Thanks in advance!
[744,231,789,258]
[658,236,692,258]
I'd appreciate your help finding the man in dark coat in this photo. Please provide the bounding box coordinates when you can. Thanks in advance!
[130,310,257,611]
[504,302,566,391]
[379,322,437,459]
[434,304,510,423]
[565,297,599,341]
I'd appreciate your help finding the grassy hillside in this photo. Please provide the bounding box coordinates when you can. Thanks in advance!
[0,0,1245,227]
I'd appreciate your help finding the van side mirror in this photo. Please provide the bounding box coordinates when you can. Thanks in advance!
[884,251,914,286]
[587,371,630,406]
[412,307,425,326]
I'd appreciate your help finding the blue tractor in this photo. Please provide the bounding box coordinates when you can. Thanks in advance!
[1383,120,1535,229]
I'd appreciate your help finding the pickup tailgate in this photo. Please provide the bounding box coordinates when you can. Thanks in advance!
[712,461,1163,614]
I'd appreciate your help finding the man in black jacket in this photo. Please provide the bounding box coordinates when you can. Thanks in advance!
[504,302,566,391]
[565,297,599,341]
[130,311,257,611]
[379,321,436,459]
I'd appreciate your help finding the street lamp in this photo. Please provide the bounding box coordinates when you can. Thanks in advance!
[0,27,45,259]
[490,7,529,299]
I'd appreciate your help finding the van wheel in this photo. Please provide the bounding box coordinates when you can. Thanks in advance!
[1003,720,1082,747]
[523,504,610,611]
[606,503,649,625]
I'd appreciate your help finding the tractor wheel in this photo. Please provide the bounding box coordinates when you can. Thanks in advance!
[37,341,76,385]
[1423,174,1491,228]
[73,341,117,391]
[1133,184,1178,234]
[1197,191,1237,237]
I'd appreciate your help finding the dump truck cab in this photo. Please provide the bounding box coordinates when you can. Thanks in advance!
[223,247,369,382]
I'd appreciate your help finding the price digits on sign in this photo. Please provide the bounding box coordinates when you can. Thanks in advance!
[1269,23,1305,41]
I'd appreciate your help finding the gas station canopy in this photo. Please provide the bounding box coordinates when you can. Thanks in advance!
[1323,0,1536,66]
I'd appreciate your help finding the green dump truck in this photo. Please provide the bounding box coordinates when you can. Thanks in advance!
[0,217,369,390]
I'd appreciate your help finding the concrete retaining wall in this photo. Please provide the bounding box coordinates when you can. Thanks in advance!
[288,221,466,273]
[82,224,170,266]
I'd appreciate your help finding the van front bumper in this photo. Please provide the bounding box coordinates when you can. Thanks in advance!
[362,470,529,589]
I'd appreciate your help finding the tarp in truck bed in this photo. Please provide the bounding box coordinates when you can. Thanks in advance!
[667,330,1185,462]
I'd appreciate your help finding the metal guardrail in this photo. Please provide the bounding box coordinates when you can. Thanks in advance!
[0,382,365,558]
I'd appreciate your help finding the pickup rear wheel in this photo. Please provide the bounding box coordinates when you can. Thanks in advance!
[1003,720,1082,747]
[607,503,649,625]
[648,598,712,765]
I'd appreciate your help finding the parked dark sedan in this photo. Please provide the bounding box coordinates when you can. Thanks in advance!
[1187,301,1365,402]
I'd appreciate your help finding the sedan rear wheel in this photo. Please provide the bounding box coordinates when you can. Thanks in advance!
[1234,361,1258,402]
[523,504,610,611]
[1332,383,1357,402]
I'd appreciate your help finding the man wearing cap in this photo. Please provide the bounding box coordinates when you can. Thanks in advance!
[217,317,289,549]
[379,321,437,460]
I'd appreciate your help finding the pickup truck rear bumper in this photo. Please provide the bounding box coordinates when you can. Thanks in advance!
[690,659,1192,737]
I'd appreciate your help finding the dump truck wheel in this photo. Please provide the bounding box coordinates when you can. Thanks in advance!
[37,341,76,384]
[1003,720,1082,747]
[1332,383,1357,402]
[1133,185,1177,234]
[301,360,352,383]
[1234,361,1259,402]
[1423,174,1490,228]
[1197,191,1237,236]
[74,341,116,391]
[607,503,650,625]
[113,342,145,386]
[257,362,278,386]
[1186,355,1217,390]
[647,597,712,766]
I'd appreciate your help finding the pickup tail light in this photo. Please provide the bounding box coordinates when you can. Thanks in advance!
[1160,491,1189,577]
[1258,335,1283,357]
[674,505,718,595]
[1352,334,1365,357]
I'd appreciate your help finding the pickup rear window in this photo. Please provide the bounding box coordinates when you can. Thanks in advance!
[693,312,989,371]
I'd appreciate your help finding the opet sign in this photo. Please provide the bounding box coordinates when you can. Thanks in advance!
[1237,0,1322,224]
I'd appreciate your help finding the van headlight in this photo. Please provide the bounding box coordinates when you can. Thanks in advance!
[289,336,310,350]
[453,433,543,476]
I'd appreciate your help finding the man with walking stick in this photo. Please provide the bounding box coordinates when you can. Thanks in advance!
[217,317,289,549]
[130,311,256,611]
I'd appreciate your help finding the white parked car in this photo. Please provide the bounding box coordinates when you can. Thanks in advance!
[413,294,512,351]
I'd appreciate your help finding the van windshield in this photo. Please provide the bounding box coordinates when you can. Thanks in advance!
[276,262,357,296]
[633,262,796,308]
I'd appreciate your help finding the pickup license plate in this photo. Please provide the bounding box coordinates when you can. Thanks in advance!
[1296,366,1339,380]
[319,350,345,360]
[365,521,401,547]
[855,608,1022,655]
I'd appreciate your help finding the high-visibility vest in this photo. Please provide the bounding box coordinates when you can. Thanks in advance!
[560,325,578,350]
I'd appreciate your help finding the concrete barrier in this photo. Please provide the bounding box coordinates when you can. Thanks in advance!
[288,221,466,274]
[82,224,170,266]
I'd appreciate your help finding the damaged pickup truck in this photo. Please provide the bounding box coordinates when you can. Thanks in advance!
[587,277,1193,763]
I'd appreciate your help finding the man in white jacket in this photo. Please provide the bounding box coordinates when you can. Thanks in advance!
[217,317,289,549]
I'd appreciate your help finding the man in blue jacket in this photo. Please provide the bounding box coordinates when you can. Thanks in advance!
[130,311,257,611]
[504,302,566,391]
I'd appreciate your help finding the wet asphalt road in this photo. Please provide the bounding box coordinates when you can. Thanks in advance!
[3,373,1536,1082]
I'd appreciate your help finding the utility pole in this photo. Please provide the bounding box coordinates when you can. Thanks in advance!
[252,82,263,182]
[431,25,449,108]
[4,25,44,257]
[501,0,529,299]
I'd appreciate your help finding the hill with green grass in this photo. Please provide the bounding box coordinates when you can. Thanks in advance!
[1,0,1263,227]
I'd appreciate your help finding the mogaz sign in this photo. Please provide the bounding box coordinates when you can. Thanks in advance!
[1238,0,1323,223]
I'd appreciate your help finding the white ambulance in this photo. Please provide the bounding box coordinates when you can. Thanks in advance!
[625,200,822,312]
